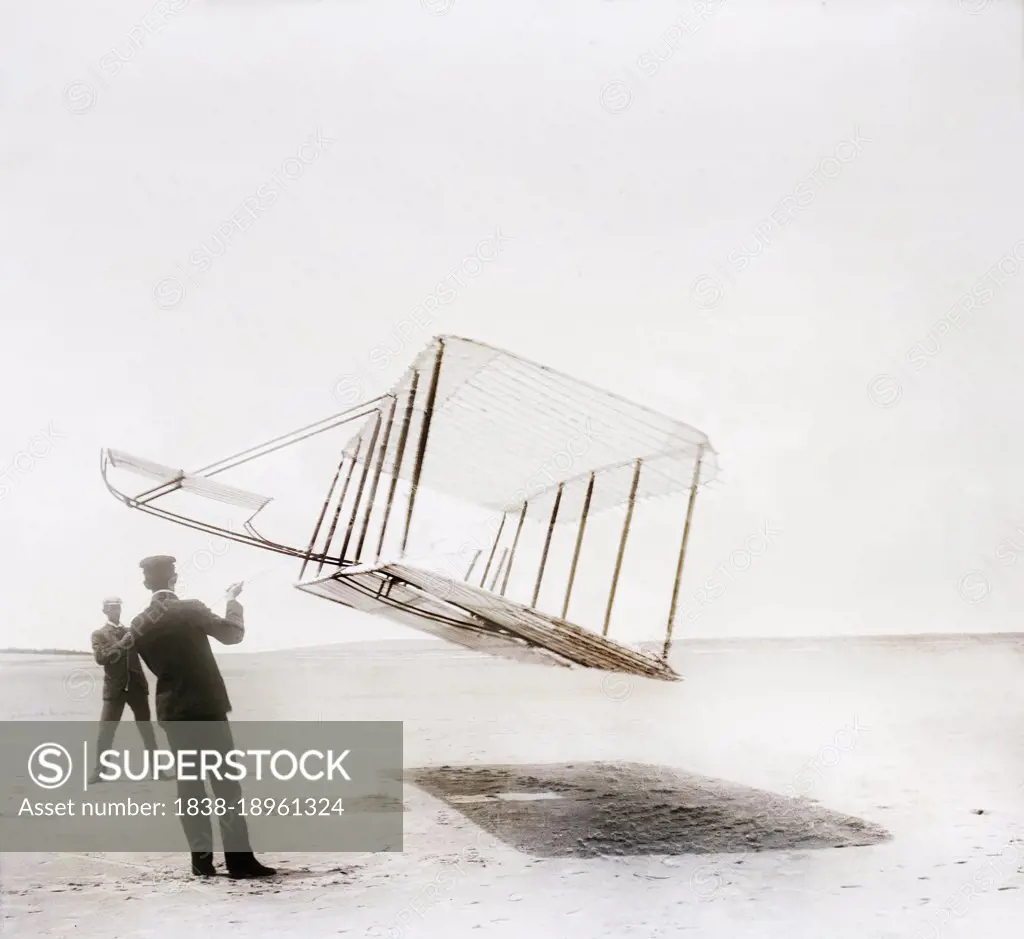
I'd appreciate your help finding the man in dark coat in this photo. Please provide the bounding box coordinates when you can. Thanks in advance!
[88,596,159,784]
[109,555,275,879]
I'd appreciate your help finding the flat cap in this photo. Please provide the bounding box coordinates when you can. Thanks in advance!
[139,555,176,571]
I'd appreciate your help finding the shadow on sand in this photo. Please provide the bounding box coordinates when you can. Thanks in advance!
[409,761,891,859]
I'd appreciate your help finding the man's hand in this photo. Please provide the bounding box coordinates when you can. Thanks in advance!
[226,582,244,601]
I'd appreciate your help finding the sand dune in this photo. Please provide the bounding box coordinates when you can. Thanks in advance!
[3,636,1023,938]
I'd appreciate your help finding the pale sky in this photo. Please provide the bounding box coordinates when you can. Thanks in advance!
[1,0,1022,652]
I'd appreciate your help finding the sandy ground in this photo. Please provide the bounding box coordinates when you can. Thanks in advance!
[2,636,1024,938]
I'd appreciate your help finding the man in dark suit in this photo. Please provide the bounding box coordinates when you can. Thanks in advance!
[88,596,159,784]
[108,555,275,879]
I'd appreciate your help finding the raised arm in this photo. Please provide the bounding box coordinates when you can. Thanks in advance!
[191,598,245,646]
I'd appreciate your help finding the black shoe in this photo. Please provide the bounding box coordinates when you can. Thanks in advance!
[87,769,103,785]
[191,852,217,877]
[225,853,276,879]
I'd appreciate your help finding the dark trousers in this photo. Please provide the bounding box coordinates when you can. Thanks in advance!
[161,717,253,856]
[96,689,159,756]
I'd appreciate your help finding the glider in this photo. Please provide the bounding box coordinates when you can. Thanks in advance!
[101,335,718,681]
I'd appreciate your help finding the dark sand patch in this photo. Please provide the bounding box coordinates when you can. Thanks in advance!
[409,761,891,858]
